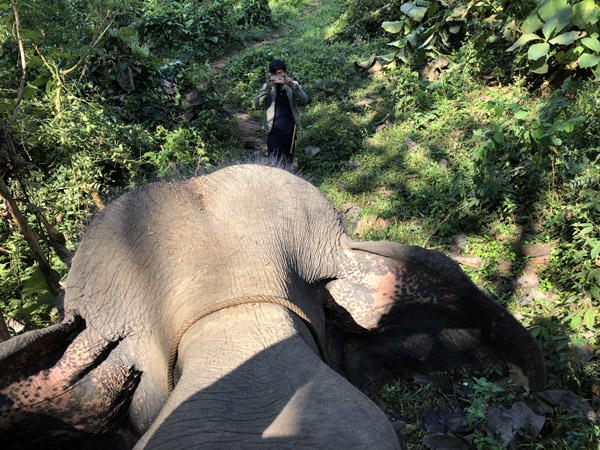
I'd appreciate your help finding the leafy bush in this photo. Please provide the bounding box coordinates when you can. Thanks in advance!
[506,0,600,77]
[332,0,406,41]
[380,0,600,80]
[235,0,273,28]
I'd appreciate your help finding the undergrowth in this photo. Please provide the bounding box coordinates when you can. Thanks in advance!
[223,0,600,448]
[1,0,599,448]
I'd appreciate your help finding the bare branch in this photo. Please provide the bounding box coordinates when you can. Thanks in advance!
[6,0,28,130]
[61,11,118,79]
[32,43,99,112]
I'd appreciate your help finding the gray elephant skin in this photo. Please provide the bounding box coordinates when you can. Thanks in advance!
[0,164,545,449]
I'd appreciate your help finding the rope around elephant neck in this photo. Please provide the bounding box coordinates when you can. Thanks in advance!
[167,295,328,394]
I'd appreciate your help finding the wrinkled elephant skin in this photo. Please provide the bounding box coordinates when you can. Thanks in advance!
[0,165,545,449]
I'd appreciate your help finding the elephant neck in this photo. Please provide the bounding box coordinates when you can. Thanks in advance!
[134,301,400,449]
[167,295,328,393]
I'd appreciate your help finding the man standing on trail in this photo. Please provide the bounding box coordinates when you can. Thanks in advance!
[254,59,308,165]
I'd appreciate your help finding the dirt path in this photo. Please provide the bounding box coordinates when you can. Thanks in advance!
[209,1,319,155]
[211,35,283,155]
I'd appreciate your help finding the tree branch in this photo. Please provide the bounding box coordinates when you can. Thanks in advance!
[6,0,27,130]
[0,176,59,295]
[61,11,117,79]
[32,43,99,112]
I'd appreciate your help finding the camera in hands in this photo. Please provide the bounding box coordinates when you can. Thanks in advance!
[270,75,285,84]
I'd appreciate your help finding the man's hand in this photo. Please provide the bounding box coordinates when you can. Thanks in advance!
[266,76,276,89]
[284,76,293,87]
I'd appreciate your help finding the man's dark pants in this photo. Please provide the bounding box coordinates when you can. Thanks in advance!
[267,132,295,165]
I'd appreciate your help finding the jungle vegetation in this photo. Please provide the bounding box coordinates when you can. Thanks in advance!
[1,0,599,448]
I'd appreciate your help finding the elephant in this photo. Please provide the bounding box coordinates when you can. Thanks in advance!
[0,164,546,449]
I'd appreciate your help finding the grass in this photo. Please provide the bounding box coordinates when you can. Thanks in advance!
[221,0,600,448]
[1,0,596,447]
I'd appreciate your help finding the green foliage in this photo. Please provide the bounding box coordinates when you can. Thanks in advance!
[506,0,600,77]
[235,0,273,28]
[331,0,406,41]
[379,0,515,67]
[6,265,61,327]
[0,0,268,330]
[1,0,599,447]
[463,377,510,425]
[380,0,600,80]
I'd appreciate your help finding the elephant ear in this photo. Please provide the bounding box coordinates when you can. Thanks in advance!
[0,315,141,449]
[325,238,546,394]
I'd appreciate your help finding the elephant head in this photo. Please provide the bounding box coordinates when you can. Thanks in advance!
[323,238,545,394]
[0,164,545,449]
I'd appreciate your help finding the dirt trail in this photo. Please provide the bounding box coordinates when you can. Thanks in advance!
[208,1,319,155]
[209,34,284,154]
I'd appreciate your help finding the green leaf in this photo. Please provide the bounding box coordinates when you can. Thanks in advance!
[493,126,504,143]
[0,102,15,113]
[579,52,600,67]
[380,51,399,62]
[382,21,405,33]
[22,266,50,293]
[401,2,429,22]
[395,49,409,64]
[528,42,550,60]
[27,55,43,68]
[555,6,573,33]
[37,292,58,306]
[450,4,471,20]
[564,121,575,132]
[506,33,542,52]
[30,75,49,87]
[522,13,543,33]
[583,310,595,330]
[582,37,600,52]
[531,124,545,140]
[539,0,568,22]
[419,31,436,49]
[543,16,558,39]
[515,110,530,120]
[449,25,461,33]
[19,28,42,43]
[421,23,439,41]
[406,30,419,47]
[591,242,600,259]
[572,0,600,28]
[549,31,583,45]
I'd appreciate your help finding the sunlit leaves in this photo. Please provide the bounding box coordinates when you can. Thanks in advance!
[382,21,404,34]
[504,0,600,77]
[522,12,543,33]
[572,0,600,28]
[541,6,571,39]
[549,31,582,46]
[506,33,542,52]
[538,0,568,22]
[579,52,600,67]
[582,36,600,52]
[400,2,428,22]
